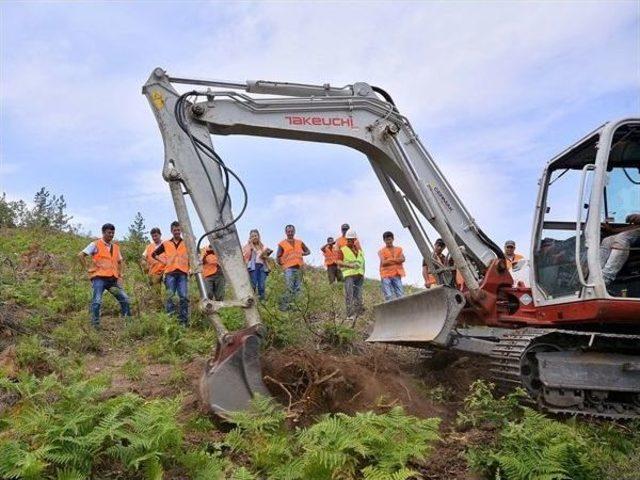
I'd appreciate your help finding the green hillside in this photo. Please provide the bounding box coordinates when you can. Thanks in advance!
[1,226,639,480]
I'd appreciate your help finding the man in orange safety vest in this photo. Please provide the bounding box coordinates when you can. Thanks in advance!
[153,221,190,326]
[378,231,406,301]
[276,224,310,310]
[78,222,131,328]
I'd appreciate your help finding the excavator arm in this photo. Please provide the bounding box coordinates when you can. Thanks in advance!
[142,68,508,415]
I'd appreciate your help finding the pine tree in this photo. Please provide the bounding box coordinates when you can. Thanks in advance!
[18,187,74,232]
[127,212,148,243]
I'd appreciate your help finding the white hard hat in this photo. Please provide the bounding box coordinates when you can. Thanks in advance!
[345,229,357,239]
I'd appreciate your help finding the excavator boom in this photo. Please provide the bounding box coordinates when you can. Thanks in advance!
[143,68,640,419]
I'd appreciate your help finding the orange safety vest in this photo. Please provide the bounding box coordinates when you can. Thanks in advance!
[278,239,304,269]
[164,239,189,274]
[89,240,120,279]
[378,246,406,278]
[336,236,361,250]
[201,248,219,277]
[322,245,339,266]
[144,242,166,276]
[506,253,525,270]
[426,253,449,285]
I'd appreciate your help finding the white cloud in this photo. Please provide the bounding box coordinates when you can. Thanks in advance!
[1,1,637,286]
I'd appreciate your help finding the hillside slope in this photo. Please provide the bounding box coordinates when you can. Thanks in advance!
[1,227,639,480]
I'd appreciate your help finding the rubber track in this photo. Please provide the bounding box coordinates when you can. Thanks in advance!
[489,328,640,420]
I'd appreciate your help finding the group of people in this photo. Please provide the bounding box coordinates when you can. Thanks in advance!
[78,219,528,328]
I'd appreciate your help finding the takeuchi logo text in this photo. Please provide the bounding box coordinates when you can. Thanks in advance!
[285,116,355,128]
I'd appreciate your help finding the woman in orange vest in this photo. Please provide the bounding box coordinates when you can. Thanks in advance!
[320,236,342,284]
[276,224,310,311]
[201,243,225,301]
[77,222,131,328]
[242,229,272,301]
[378,231,406,301]
[153,221,190,326]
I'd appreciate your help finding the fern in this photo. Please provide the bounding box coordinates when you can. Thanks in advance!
[456,379,525,428]
[226,398,440,480]
[468,409,603,480]
[179,449,227,480]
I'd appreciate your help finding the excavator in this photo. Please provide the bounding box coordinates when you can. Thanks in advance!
[142,68,640,419]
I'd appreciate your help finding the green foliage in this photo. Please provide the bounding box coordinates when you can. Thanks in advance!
[0,192,20,228]
[126,212,148,244]
[218,307,245,332]
[456,380,525,428]
[15,334,57,373]
[226,396,440,480]
[121,358,144,381]
[460,384,640,480]
[320,322,357,347]
[179,448,228,480]
[468,410,602,480]
[138,313,216,363]
[1,188,76,232]
[51,315,101,354]
[0,373,201,479]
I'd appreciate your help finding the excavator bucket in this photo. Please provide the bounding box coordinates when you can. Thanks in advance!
[367,286,465,347]
[200,325,271,418]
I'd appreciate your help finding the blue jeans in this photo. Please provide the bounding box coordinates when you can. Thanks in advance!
[381,276,404,301]
[280,267,302,311]
[90,277,131,327]
[249,264,267,300]
[164,271,189,325]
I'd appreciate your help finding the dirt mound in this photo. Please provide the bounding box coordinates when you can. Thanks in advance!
[262,346,461,425]
[19,243,62,273]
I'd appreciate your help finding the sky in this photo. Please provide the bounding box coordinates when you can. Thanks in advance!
[1,1,639,284]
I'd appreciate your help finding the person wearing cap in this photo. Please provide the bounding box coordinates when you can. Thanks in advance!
[276,224,310,310]
[336,223,361,250]
[378,231,405,301]
[504,240,524,270]
[321,236,342,284]
[336,229,365,322]
[422,238,454,288]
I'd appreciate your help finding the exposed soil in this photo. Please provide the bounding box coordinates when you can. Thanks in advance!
[0,301,28,349]
[83,337,494,479]
[262,345,491,425]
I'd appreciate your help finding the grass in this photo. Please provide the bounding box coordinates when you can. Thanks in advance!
[1,226,640,479]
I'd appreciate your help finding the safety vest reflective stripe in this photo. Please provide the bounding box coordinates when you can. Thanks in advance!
[340,245,365,277]
[145,243,166,276]
[279,239,304,268]
[89,240,120,279]
[378,246,405,278]
[164,240,189,274]
[323,246,339,266]
[201,248,219,277]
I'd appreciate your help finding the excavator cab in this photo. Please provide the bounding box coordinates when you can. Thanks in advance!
[531,119,640,306]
